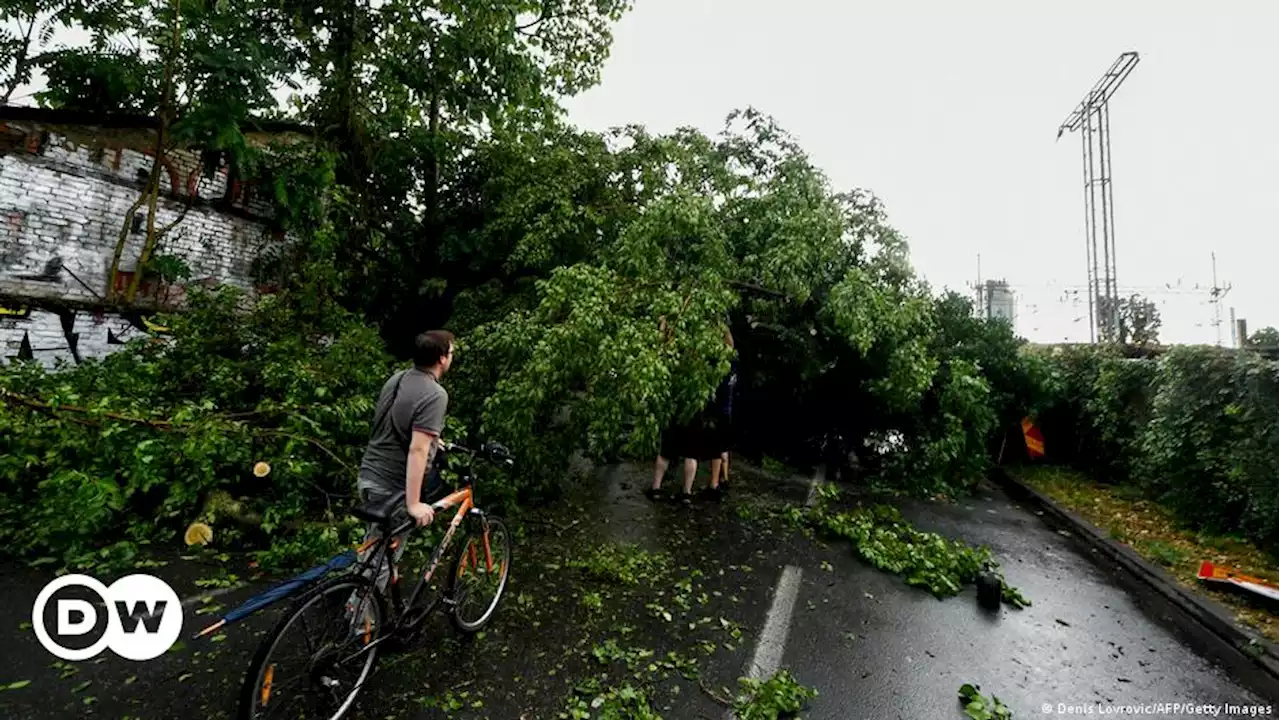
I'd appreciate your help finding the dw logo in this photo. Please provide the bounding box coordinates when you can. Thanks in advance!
[31,574,183,661]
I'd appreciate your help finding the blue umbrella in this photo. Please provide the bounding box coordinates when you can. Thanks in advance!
[196,549,358,638]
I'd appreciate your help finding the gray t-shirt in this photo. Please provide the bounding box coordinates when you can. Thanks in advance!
[357,368,449,495]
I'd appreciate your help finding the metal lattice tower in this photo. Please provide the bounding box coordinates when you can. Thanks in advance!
[1057,52,1140,343]
[1210,252,1232,346]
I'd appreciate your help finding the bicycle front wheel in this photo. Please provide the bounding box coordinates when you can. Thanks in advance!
[447,515,512,633]
[237,574,385,720]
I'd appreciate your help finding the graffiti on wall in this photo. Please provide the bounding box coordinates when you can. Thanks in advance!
[0,302,168,367]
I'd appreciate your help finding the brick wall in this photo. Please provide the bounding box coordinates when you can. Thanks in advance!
[0,116,295,368]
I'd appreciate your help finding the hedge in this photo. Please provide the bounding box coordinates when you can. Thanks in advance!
[1024,344,1278,551]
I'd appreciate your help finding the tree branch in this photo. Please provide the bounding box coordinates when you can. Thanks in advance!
[1,388,176,428]
[516,6,569,35]
[0,10,39,104]
[152,156,202,243]
[728,279,787,298]
[257,429,356,474]
[0,390,355,474]
[522,517,581,532]
[698,679,733,708]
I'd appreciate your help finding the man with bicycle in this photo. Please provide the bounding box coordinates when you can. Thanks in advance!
[233,329,515,717]
[356,329,456,593]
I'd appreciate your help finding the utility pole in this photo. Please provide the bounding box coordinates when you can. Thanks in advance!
[1057,52,1140,344]
[976,254,984,318]
[1210,252,1231,346]
[971,254,988,319]
[1230,306,1237,347]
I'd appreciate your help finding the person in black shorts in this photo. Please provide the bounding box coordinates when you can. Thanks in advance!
[648,409,716,506]
[706,330,736,498]
[647,326,736,506]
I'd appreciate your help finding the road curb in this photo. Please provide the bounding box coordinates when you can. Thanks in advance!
[992,466,1279,703]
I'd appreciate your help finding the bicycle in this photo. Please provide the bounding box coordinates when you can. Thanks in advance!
[220,440,514,720]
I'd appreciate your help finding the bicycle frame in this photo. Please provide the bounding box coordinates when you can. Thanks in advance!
[381,484,480,623]
[348,501,503,672]
[338,450,501,655]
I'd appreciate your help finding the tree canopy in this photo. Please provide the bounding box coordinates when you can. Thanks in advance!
[1247,326,1278,351]
[0,0,1063,566]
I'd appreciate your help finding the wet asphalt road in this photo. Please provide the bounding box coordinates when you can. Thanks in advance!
[781,484,1276,719]
[0,462,1274,719]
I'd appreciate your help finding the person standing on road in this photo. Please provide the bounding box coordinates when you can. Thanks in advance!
[355,329,455,594]
[648,326,737,506]
[705,328,737,499]
[648,410,709,506]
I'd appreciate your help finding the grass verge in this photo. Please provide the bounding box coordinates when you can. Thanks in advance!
[1016,465,1278,644]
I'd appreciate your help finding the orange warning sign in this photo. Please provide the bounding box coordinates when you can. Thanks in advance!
[1021,417,1044,459]
[1196,561,1279,601]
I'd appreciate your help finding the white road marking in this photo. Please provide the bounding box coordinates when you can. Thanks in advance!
[723,467,820,716]
[805,466,824,507]
[724,565,804,716]
[745,564,803,681]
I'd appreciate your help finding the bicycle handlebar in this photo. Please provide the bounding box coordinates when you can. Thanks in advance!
[440,440,515,468]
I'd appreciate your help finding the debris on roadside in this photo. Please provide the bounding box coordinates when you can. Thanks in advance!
[1196,562,1280,603]
[958,683,1013,720]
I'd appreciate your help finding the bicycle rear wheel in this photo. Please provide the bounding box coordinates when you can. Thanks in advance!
[447,515,512,633]
[237,574,384,720]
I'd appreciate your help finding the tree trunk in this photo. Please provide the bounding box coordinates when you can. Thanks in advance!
[320,0,383,312]
[425,83,440,224]
[124,0,182,305]
[326,0,366,188]
[0,12,36,105]
[106,178,157,303]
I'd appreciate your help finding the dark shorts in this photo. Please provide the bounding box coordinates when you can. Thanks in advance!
[704,415,732,455]
[660,412,729,461]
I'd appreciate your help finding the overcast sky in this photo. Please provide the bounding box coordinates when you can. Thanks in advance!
[563,0,1279,345]
[13,2,1276,343]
